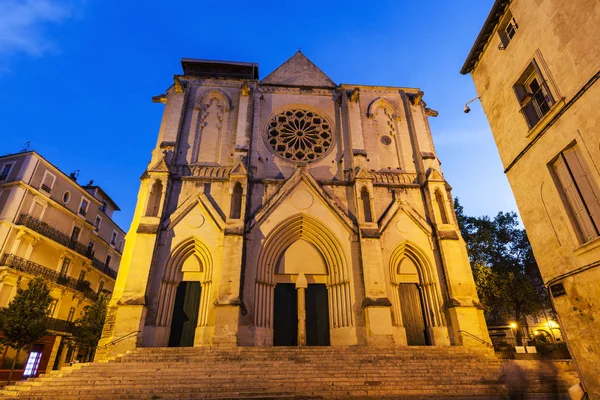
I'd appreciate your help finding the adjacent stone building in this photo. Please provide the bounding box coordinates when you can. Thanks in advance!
[0,151,125,379]
[461,0,600,396]
[98,52,489,359]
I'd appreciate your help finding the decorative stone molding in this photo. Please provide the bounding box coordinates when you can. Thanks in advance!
[371,171,418,186]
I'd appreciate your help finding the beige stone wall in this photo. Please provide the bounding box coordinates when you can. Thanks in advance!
[466,0,600,396]
[100,55,488,357]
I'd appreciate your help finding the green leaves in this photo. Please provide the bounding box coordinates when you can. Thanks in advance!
[0,277,52,350]
[73,294,108,350]
[455,198,548,325]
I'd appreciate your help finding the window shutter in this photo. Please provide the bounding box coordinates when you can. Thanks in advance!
[553,155,597,241]
[563,146,600,235]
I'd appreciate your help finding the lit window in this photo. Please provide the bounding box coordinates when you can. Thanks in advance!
[552,143,600,243]
[23,351,42,377]
[514,60,555,129]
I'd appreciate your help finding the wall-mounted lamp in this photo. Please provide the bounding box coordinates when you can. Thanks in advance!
[463,96,481,114]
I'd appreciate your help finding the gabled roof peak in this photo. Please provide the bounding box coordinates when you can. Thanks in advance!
[260,51,336,88]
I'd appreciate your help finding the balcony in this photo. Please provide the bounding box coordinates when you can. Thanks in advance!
[1,254,98,302]
[519,81,555,129]
[91,257,118,280]
[17,214,93,259]
[46,317,77,334]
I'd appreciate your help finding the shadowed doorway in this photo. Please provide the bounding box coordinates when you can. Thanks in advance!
[273,284,298,346]
[306,284,330,346]
[169,281,201,347]
[399,283,428,345]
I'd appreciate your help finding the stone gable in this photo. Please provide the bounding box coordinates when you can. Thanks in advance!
[260,51,336,87]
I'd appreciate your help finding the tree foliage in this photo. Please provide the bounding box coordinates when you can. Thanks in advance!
[73,294,108,358]
[0,277,52,384]
[455,198,549,332]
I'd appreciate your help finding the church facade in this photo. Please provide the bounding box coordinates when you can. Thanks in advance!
[97,52,488,357]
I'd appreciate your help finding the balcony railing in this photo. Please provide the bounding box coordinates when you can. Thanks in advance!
[1,254,98,302]
[46,317,77,334]
[519,81,555,129]
[91,257,118,280]
[17,214,93,259]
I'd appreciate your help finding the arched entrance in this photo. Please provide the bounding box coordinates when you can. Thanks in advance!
[153,238,214,347]
[389,242,445,346]
[168,281,201,347]
[255,215,349,346]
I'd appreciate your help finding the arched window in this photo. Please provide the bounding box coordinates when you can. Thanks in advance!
[360,187,373,223]
[229,182,243,219]
[435,189,449,224]
[145,180,163,217]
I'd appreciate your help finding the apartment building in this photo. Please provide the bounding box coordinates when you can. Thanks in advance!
[0,151,125,380]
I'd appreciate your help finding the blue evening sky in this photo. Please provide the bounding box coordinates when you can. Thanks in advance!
[0,0,517,230]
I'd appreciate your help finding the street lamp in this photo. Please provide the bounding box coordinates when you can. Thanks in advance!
[463,96,481,113]
[509,322,518,345]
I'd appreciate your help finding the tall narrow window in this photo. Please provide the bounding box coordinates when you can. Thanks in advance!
[78,271,86,282]
[60,258,71,276]
[0,163,13,181]
[435,189,449,224]
[145,180,163,217]
[110,231,117,246]
[71,226,81,242]
[40,171,56,194]
[67,307,75,322]
[79,198,89,216]
[94,215,102,231]
[48,299,58,317]
[105,254,111,268]
[514,60,555,129]
[360,187,373,223]
[552,144,600,243]
[229,182,243,219]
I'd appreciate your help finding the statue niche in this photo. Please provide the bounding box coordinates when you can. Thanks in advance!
[192,90,232,164]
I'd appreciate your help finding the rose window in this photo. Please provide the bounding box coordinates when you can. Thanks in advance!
[266,109,333,162]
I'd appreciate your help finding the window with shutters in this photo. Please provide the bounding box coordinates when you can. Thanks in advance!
[514,60,555,129]
[498,10,518,50]
[40,171,56,194]
[551,144,600,243]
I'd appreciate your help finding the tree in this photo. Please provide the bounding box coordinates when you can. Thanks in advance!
[0,277,52,384]
[73,294,108,362]
[454,198,549,345]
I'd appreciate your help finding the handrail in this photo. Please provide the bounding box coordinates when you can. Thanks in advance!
[458,330,494,348]
[99,330,141,349]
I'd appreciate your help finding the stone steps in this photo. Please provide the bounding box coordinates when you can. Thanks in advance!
[0,346,578,399]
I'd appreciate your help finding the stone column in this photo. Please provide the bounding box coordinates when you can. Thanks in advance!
[296,274,308,346]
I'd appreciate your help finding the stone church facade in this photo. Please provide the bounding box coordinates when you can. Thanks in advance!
[98,52,489,358]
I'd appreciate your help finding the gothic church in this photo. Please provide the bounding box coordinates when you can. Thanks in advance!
[98,52,489,356]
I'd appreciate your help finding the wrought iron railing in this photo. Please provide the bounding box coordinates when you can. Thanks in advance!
[17,214,93,259]
[91,257,118,279]
[1,254,98,302]
[519,80,555,129]
[458,330,494,348]
[46,317,77,334]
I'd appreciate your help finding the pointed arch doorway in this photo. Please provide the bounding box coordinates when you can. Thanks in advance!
[168,281,201,347]
[273,240,330,346]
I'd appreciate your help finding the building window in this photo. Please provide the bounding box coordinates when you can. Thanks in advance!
[514,60,555,129]
[360,187,373,223]
[110,231,117,246]
[87,242,95,257]
[78,198,89,216]
[71,226,81,242]
[62,191,71,204]
[105,254,112,268]
[67,307,75,322]
[0,163,14,181]
[78,270,86,282]
[40,171,56,194]
[435,189,449,224]
[29,200,45,220]
[498,10,518,49]
[551,143,600,243]
[145,180,163,217]
[48,299,58,317]
[94,215,102,231]
[229,182,243,219]
[60,258,71,276]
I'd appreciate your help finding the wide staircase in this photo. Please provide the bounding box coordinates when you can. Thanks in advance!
[1,346,579,399]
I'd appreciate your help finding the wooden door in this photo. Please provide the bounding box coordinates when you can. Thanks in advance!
[306,284,330,346]
[273,284,298,346]
[169,281,201,347]
[399,283,428,346]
